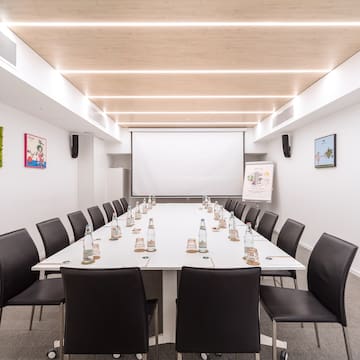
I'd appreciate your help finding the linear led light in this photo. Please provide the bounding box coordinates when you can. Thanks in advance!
[106,111,272,115]
[88,95,294,99]
[61,69,329,75]
[3,21,360,27]
[117,121,258,126]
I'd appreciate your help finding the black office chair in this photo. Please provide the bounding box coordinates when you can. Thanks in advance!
[224,199,232,211]
[176,267,261,359]
[262,219,305,288]
[234,202,246,220]
[228,200,238,212]
[103,202,115,222]
[260,233,358,360]
[60,267,159,360]
[112,200,124,217]
[67,210,88,241]
[244,207,260,229]
[36,218,70,320]
[87,206,105,231]
[120,197,129,212]
[257,211,279,241]
[0,228,65,357]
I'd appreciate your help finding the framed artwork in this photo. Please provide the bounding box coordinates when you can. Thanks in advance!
[0,127,3,168]
[24,133,47,169]
[314,134,336,168]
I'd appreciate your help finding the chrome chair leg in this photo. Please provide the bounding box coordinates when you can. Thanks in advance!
[343,326,353,360]
[39,305,44,321]
[255,353,260,360]
[280,277,284,288]
[273,277,277,287]
[177,353,182,360]
[59,303,65,360]
[154,303,159,360]
[143,354,147,360]
[272,319,277,360]
[0,307,3,328]
[314,323,320,348]
[29,305,35,330]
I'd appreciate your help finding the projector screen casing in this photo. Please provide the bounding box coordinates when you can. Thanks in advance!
[131,130,244,197]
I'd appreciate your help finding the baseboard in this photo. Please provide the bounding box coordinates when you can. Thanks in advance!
[299,241,360,278]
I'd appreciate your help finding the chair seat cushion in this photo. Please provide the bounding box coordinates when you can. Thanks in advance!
[261,270,296,278]
[7,278,65,306]
[260,285,338,323]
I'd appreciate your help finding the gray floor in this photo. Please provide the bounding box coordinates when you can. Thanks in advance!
[0,246,359,360]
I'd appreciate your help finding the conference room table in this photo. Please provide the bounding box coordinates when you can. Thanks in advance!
[33,203,305,351]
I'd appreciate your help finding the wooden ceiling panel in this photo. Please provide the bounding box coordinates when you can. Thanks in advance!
[9,27,360,70]
[65,73,319,96]
[94,98,286,112]
[2,0,360,21]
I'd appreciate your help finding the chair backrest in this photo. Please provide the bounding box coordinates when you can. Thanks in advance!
[112,200,124,217]
[234,202,246,220]
[257,211,279,241]
[87,206,105,231]
[61,267,149,355]
[276,219,305,258]
[36,218,70,258]
[67,211,88,241]
[228,200,238,212]
[176,267,261,354]
[244,207,260,229]
[308,233,358,326]
[0,229,39,307]
[103,202,115,222]
[224,199,232,211]
[120,197,129,212]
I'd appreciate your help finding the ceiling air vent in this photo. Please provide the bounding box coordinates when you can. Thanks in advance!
[273,105,294,127]
[0,31,16,67]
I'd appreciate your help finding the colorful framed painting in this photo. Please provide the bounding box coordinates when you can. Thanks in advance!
[314,134,336,168]
[24,133,47,169]
[0,127,3,168]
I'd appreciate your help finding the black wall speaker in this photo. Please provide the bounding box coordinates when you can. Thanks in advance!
[282,134,291,158]
[71,134,79,158]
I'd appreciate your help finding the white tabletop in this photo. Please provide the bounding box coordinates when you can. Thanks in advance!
[32,203,305,272]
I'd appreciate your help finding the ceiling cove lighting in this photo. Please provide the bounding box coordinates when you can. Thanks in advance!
[106,111,273,115]
[3,21,360,27]
[60,69,329,75]
[118,122,258,126]
[88,95,294,99]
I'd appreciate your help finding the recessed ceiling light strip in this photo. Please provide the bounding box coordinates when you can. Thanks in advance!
[106,111,272,115]
[118,121,258,126]
[61,69,329,74]
[88,95,294,99]
[3,21,360,27]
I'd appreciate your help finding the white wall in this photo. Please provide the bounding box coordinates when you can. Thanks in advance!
[265,103,360,275]
[0,101,78,257]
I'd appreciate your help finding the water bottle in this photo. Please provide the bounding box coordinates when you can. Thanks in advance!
[147,195,152,210]
[228,211,236,240]
[244,222,254,259]
[198,218,208,253]
[110,213,121,239]
[152,195,156,206]
[147,218,156,252]
[126,205,134,227]
[135,201,142,220]
[82,224,94,264]
[142,198,148,214]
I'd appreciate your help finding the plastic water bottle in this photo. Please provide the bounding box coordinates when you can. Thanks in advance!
[244,222,254,259]
[198,219,208,253]
[126,205,134,227]
[147,218,156,252]
[135,201,142,220]
[152,195,156,206]
[82,224,94,264]
[229,211,236,239]
[142,198,148,214]
[147,195,152,210]
[110,213,121,239]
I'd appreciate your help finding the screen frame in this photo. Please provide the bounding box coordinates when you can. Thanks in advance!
[130,128,245,198]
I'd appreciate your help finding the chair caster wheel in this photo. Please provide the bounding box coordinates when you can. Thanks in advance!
[112,355,121,359]
[280,350,289,360]
[136,354,143,360]
[47,349,57,359]
[200,353,208,360]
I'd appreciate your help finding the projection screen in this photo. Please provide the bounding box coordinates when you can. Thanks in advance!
[132,130,244,197]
